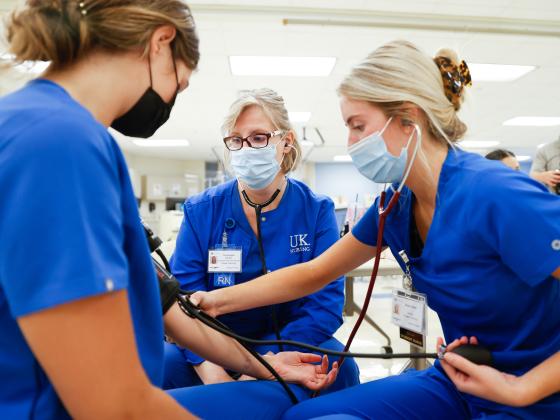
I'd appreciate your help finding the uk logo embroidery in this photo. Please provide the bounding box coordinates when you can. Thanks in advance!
[290,234,311,253]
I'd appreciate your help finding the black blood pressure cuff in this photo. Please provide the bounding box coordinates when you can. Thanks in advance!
[153,259,180,314]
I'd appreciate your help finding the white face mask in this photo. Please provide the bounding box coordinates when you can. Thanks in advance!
[230,141,284,190]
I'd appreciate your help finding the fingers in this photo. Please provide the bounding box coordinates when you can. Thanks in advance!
[439,357,457,381]
[443,351,479,377]
[189,292,202,307]
[445,336,468,352]
[326,361,339,387]
[321,355,329,374]
[445,335,479,352]
[305,365,339,391]
[297,352,323,364]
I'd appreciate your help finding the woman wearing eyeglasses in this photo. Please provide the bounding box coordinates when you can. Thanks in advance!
[163,88,360,398]
[191,42,560,419]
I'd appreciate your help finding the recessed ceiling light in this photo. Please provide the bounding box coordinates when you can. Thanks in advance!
[469,63,536,82]
[132,139,190,147]
[516,155,532,161]
[229,56,336,77]
[503,117,560,127]
[459,140,500,148]
[333,155,352,162]
[537,143,546,148]
[289,112,311,123]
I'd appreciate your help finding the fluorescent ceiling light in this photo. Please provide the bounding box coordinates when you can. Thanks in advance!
[503,117,560,127]
[0,53,50,74]
[229,56,336,77]
[133,139,190,147]
[333,155,352,162]
[459,140,500,149]
[516,155,532,162]
[300,140,314,147]
[289,111,311,123]
[469,63,535,82]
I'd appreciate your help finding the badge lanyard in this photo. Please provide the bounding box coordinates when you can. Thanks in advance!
[393,250,428,348]
[336,124,423,368]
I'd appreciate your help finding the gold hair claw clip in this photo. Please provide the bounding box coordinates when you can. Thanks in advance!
[78,1,87,16]
[458,60,472,88]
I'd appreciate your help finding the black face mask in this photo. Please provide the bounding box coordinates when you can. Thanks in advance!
[112,57,179,138]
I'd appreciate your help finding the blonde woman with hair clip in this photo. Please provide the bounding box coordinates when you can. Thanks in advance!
[192,40,560,419]
[0,2,338,419]
[162,88,359,417]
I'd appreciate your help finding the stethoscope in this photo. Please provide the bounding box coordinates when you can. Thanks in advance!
[240,182,285,351]
[148,124,492,404]
[335,122,422,368]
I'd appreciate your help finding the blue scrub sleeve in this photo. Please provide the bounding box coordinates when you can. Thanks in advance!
[169,203,209,364]
[279,199,344,345]
[0,120,129,317]
[468,171,560,286]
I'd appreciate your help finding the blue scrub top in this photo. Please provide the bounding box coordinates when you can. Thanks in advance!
[0,80,163,418]
[170,178,344,363]
[353,148,560,413]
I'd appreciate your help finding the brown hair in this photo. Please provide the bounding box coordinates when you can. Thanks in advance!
[6,0,200,70]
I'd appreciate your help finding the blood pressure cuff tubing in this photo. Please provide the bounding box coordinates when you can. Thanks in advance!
[153,259,180,314]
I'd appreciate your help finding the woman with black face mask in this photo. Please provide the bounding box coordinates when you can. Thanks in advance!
[0,1,336,419]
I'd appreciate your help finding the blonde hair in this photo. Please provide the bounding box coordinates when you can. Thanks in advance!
[338,40,468,145]
[6,0,200,70]
[222,88,301,173]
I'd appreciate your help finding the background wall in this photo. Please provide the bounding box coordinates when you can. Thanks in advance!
[314,162,384,208]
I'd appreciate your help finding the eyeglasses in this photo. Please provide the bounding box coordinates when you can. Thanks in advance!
[223,130,283,151]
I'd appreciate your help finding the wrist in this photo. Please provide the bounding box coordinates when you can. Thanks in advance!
[514,374,539,407]
[213,289,228,316]
[259,354,276,381]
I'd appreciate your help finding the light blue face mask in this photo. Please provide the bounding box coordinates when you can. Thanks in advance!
[230,141,284,190]
[348,118,412,184]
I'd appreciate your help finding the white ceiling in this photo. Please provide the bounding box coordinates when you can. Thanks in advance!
[2,0,560,162]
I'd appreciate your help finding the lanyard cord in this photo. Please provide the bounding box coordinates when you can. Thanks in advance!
[241,188,284,351]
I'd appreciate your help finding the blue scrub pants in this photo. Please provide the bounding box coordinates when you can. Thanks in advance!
[169,380,310,419]
[281,365,555,420]
[163,336,360,394]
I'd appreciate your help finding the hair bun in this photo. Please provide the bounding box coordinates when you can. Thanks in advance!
[7,1,84,67]
[434,48,472,111]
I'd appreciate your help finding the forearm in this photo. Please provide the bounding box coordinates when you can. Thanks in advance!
[216,261,325,316]
[164,303,270,379]
[520,351,560,404]
[214,234,373,316]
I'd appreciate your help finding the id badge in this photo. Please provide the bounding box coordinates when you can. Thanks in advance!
[391,288,427,335]
[208,247,242,273]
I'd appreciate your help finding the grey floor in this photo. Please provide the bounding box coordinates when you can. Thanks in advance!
[334,275,443,383]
